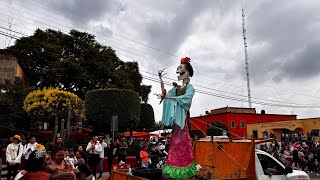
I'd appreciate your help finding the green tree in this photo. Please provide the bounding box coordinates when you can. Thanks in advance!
[0,77,35,130]
[140,85,152,103]
[138,103,155,131]
[85,88,141,133]
[7,29,151,100]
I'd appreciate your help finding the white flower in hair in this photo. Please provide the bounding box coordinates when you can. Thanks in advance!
[34,144,47,159]
[35,149,47,159]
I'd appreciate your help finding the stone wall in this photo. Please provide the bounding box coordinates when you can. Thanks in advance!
[0,53,17,84]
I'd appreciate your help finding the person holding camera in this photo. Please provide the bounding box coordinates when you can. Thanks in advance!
[23,136,38,160]
[86,136,102,178]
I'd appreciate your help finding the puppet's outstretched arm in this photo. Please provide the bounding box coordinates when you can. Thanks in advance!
[157,69,167,104]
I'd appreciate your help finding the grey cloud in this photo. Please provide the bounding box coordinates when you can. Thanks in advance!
[144,1,211,54]
[275,42,320,81]
[234,0,320,83]
[47,0,123,24]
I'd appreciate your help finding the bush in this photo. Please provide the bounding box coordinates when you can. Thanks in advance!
[85,88,141,133]
[138,103,155,131]
[23,87,84,129]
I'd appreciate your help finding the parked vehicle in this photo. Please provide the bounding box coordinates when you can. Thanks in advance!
[255,149,310,180]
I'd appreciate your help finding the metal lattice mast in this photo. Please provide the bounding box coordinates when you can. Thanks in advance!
[242,8,252,108]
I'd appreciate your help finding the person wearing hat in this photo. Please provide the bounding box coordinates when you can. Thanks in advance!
[6,135,24,180]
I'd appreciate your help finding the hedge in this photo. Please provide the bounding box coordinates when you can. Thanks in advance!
[85,88,141,133]
[138,103,155,131]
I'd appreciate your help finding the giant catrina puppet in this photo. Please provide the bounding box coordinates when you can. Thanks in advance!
[158,57,197,179]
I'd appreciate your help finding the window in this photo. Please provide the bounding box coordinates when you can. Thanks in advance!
[240,120,245,128]
[231,120,235,128]
[257,154,284,175]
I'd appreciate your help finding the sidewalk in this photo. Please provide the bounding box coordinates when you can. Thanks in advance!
[1,164,7,180]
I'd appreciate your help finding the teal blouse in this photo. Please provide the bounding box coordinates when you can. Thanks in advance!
[161,84,195,129]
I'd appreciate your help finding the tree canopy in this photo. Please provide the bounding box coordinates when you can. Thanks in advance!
[23,87,84,129]
[7,29,151,100]
[138,103,155,131]
[0,77,35,129]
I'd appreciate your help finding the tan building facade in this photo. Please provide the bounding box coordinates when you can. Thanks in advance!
[247,118,320,141]
[0,52,29,86]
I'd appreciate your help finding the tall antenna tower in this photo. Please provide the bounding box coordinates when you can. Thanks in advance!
[242,8,252,108]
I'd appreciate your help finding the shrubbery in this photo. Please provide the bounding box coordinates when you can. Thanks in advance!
[85,88,141,133]
[23,87,84,129]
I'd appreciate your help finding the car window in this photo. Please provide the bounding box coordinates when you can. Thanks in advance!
[257,154,284,175]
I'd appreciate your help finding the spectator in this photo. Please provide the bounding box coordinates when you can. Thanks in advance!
[140,145,149,168]
[76,146,87,163]
[293,147,299,168]
[150,144,160,168]
[86,136,102,178]
[65,150,77,169]
[45,146,76,180]
[74,158,92,180]
[6,135,24,180]
[23,136,38,160]
[98,137,108,179]
[307,150,315,173]
[17,144,50,180]
[106,139,118,174]
[49,137,63,152]
[118,135,128,163]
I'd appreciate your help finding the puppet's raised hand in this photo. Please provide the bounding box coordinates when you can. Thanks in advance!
[158,69,167,104]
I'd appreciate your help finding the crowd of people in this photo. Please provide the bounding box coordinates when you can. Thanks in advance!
[0,132,171,180]
[138,140,168,169]
[259,131,320,176]
[0,134,134,180]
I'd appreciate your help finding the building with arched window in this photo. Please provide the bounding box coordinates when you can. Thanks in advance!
[246,118,320,141]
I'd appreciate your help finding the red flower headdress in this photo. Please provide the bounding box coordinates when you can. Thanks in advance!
[180,57,191,64]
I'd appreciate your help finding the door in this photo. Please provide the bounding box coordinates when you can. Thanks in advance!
[257,154,287,180]
[253,130,258,138]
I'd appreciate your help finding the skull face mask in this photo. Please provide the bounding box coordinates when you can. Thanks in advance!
[176,63,191,81]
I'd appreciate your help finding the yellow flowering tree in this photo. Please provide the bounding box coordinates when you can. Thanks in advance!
[23,87,84,129]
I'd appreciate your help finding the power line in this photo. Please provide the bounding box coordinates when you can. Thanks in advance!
[0,4,318,103]
[142,75,320,108]
[0,31,20,39]
[141,71,319,107]
[1,3,320,109]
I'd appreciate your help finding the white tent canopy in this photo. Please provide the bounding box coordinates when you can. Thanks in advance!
[149,129,172,135]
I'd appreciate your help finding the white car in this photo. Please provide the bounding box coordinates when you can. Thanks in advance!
[255,149,310,180]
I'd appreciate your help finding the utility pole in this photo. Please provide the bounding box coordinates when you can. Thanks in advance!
[242,8,252,108]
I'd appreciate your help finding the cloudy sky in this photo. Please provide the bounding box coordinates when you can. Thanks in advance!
[1,0,320,121]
